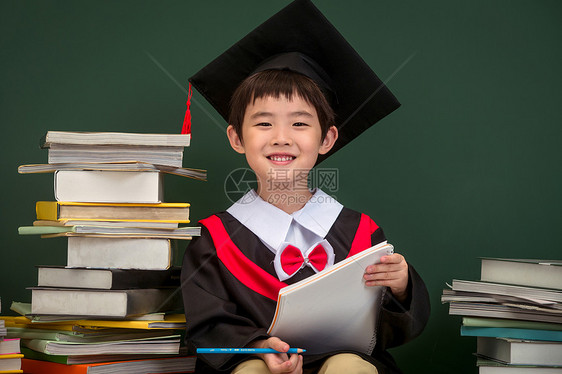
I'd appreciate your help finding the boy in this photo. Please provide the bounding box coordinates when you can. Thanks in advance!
[181,1,430,373]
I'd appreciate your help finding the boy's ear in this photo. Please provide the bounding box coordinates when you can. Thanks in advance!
[318,125,338,155]
[227,125,245,154]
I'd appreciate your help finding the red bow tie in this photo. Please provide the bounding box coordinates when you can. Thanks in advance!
[281,243,329,276]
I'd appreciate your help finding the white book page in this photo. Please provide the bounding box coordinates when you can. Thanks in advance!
[268,242,394,355]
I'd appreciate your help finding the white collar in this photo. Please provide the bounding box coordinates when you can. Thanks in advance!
[226,189,343,251]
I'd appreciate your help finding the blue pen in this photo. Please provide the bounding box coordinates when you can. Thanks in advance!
[197,348,306,354]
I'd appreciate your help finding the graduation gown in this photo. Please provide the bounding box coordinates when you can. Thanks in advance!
[181,208,430,374]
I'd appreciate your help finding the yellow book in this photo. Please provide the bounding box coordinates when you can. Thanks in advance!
[0,314,185,331]
[75,314,186,330]
[0,316,34,327]
[0,317,75,331]
[35,201,190,223]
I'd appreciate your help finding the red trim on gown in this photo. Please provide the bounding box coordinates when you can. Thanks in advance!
[200,212,379,300]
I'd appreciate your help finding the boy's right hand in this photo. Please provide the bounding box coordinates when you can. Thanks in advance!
[248,337,303,374]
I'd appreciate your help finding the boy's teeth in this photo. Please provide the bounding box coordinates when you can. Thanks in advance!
[271,156,293,162]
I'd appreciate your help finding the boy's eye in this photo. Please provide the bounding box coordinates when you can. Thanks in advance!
[293,122,309,127]
[256,122,272,127]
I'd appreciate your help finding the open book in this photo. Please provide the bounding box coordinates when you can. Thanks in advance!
[267,242,394,355]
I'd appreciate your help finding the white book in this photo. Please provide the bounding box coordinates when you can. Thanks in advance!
[30,288,180,318]
[37,266,181,290]
[41,131,191,147]
[477,336,562,366]
[267,242,394,355]
[48,144,185,168]
[0,354,22,372]
[19,224,199,239]
[481,258,562,290]
[18,161,207,180]
[23,335,181,355]
[67,236,172,270]
[479,363,562,374]
[448,302,562,324]
[54,170,163,203]
[0,338,20,354]
[451,279,562,303]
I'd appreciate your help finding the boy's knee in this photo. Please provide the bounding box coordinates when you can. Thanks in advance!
[318,353,378,374]
[231,359,270,374]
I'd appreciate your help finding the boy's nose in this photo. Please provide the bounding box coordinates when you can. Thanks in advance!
[271,127,293,146]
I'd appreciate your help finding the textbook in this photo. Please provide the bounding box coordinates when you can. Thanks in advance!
[47,144,186,168]
[30,287,181,318]
[0,319,6,337]
[20,346,181,364]
[462,316,562,331]
[477,358,562,374]
[36,266,181,290]
[461,325,562,342]
[66,237,173,270]
[35,201,190,223]
[451,279,562,302]
[22,335,181,355]
[1,314,186,330]
[14,328,178,343]
[33,219,179,229]
[268,242,394,355]
[0,338,21,354]
[21,356,196,374]
[18,224,199,239]
[73,314,186,330]
[0,354,23,372]
[477,336,562,366]
[480,258,562,290]
[54,170,163,203]
[448,301,562,324]
[18,161,207,180]
[40,131,192,148]
[9,301,173,321]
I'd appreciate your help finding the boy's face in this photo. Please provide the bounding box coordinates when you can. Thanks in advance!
[227,95,337,193]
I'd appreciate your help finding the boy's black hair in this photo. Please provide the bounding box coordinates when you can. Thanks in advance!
[228,69,336,141]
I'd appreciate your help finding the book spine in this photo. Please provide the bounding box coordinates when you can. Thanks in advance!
[35,202,59,221]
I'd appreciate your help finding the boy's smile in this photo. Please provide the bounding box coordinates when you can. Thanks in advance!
[227,94,337,209]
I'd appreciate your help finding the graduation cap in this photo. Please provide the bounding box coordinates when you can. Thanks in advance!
[189,0,400,162]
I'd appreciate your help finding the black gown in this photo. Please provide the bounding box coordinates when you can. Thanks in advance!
[181,208,430,374]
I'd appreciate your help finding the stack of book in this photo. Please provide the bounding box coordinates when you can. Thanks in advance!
[0,299,23,373]
[442,258,562,373]
[11,131,204,373]
[1,313,195,373]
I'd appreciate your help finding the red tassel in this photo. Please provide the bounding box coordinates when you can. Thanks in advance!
[181,83,193,135]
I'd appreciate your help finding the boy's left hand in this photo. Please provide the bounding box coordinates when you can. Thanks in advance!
[364,253,409,303]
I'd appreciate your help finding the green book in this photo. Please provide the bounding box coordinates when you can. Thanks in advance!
[18,226,72,235]
[463,317,562,331]
[21,346,191,366]
[461,325,562,342]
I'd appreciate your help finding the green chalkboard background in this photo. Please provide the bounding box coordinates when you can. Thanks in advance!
[1,1,561,373]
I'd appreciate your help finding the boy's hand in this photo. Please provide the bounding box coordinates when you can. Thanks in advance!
[364,253,409,303]
[248,337,303,374]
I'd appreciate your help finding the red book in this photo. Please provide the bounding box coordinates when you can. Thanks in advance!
[21,356,196,374]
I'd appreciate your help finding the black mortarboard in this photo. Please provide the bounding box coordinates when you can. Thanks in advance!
[189,0,400,162]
